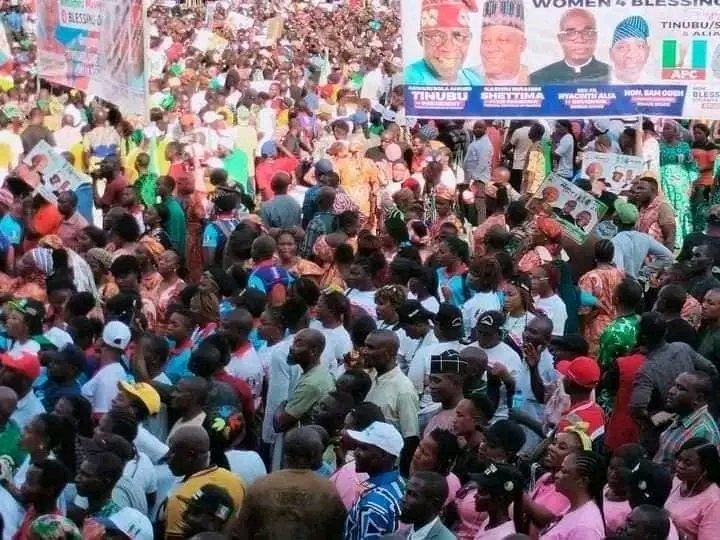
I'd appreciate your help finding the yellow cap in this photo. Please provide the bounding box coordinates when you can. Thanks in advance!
[118,381,161,415]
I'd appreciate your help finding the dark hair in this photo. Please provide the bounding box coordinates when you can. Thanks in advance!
[34,413,77,476]
[140,332,169,365]
[85,451,124,487]
[467,393,496,423]
[58,395,94,438]
[235,288,267,318]
[33,458,70,499]
[639,312,667,347]
[469,257,501,292]
[427,429,460,476]
[103,409,139,443]
[81,225,107,248]
[110,255,141,279]
[349,402,385,430]
[291,277,321,308]
[494,252,515,280]
[573,451,607,533]
[616,277,643,312]
[594,239,615,264]
[111,214,141,243]
[65,292,97,318]
[613,443,647,468]
[676,437,720,484]
[281,297,308,331]
[153,203,169,223]
[105,292,141,326]
[320,291,352,328]
[350,315,377,348]
[444,237,470,266]
[336,368,373,404]
[657,284,687,314]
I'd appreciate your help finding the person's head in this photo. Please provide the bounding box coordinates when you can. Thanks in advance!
[503,274,533,316]
[478,419,526,463]
[21,457,69,507]
[661,120,681,143]
[475,310,504,349]
[433,303,464,342]
[218,308,253,350]
[609,16,650,83]
[593,238,615,265]
[702,287,720,323]
[428,349,466,405]
[96,408,139,450]
[453,393,494,438]
[166,425,211,477]
[630,175,659,206]
[109,255,140,292]
[397,300,433,340]
[554,450,606,504]
[416,0,474,82]
[624,505,671,540]
[674,437,720,487]
[75,450,124,500]
[637,312,667,350]
[283,425,325,469]
[473,463,525,526]
[558,355,600,397]
[625,459,673,508]
[19,412,67,458]
[666,371,712,416]
[180,484,236,537]
[529,263,558,298]
[315,290,351,328]
[400,471,448,526]
[166,307,196,344]
[5,299,45,340]
[250,235,276,263]
[157,175,176,198]
[0,385,17,426]
[335,368,373,405]
[110,381,159,422]
[288,328,325,371]
[374,284,407,325]
[480,10,526,81]
[188,337,230,378]
[110,214,141,247]
[46,345,85,385]
[172,376,209,415]
[467,256,501,293]
[270,172,291,195]
[543,429,586,471]
[557,9,598,64]
[614,276,643,314]
[348,421,403,475]
[437,237,469,269]
[56,191,78,218]
[309,389,355,437]
[521,315,553,352]
[655,283,687,317]
[52,394,93,437]
[607,443,647,497]
[410,428,459,476]
[257,307,285,344]
[0,351,41,396]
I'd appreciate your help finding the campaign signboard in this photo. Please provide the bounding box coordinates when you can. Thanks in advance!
[581,151,645,194]
[402,0,720,118]
[36,0,147,116]
[15,140,90,203]
[528,175,607,243]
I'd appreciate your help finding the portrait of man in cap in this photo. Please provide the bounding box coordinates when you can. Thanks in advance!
[404,0,484,85]
[529,8,609,84]
[471,0,528,84]
[609,15,650,84]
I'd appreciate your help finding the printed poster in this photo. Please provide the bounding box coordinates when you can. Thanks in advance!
[36,0,147,116]
[15,140,90,203]
[581,151,645,194]
[191,29,229,53]
[529,175,608,243]
[402,0,720,118]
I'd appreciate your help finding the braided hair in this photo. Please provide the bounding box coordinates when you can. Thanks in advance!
[573,450,607,534]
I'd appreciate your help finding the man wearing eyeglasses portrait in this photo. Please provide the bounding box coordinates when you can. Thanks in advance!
[529,8,609,85]
[404,0,484,86]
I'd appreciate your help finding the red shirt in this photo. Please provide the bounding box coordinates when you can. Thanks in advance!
[100,173,128,208]
[255,156,299,201]
[214,370,255,416]
[556,400,606,441]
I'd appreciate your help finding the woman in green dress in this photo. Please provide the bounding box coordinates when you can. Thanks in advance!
[659,120,698,248]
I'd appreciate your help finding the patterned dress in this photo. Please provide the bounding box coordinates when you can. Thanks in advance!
[659,141,698,248]
[578,264,625,356]
[597,313,640,411]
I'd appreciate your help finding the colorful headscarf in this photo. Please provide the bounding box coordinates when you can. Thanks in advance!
[85,248,114,271]
[563,422,592,451]
[312,235,335,264]
[30,515,82,540]
[139,236,166,262]
[536,216,562,241]
[23,247,54,275]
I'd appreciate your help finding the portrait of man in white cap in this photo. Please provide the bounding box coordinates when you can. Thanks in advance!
[404,0,484,85]
[529,8,609,84]
[471,0,528,84]
[609,15,650,83]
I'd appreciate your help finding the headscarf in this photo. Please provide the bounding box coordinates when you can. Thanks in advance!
[536,216,563,242]
[313,235,336,264]
[563,422,592,451]
[24,247,54,275]
[85,248,114,271]
[139,236,166,262]
[30,515,82,540]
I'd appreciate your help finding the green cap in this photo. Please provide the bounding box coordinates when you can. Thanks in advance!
[614,199,639,225]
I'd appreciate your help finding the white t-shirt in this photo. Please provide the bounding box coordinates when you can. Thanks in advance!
[81,362,128,414]
[124,451,158,496]
[482,341,523,422]
[407,292,440,314]
[226,346,265,409]
[310,321,353,373]
[346,289,378,319]
[440,168,457,191]
[510,125,532,170]
[135,425,169,465]
[0,484,23,540]
[555,133,575,178]
[409,340,464,412]
[462,291,502,337]
[535,295,568,336]
[6,339,40,357]
[225,449,267,487]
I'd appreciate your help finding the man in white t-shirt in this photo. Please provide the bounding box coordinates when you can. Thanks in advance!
[82,321,132,420]
[506,123,533,191]
[221,309,265,409]
[553,120,576,179]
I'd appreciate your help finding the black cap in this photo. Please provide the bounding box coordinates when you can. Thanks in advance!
[178,484,235,520]
[475,310,505,331]
[435,303,463,330]
[483,420,526,454]
[397,300,434,325]
[430,349,467,375]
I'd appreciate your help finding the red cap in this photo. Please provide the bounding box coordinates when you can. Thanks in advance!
[0,352,40,380]
[556,356,600,388]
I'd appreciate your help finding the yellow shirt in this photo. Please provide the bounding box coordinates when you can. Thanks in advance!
[164,466,245,539]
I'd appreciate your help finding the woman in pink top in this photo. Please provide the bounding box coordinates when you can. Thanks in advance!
[624,459,679,540]
[603,443,647,535]
[665,437,720,540]
[410,428,462,506]
[524,431,584,538]
[472,462,525,540]
[539,450,606,540]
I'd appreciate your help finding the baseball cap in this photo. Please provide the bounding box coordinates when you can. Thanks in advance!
[314,158,334,175]
[44,327,74,351]
[434,303,462,330]
[346,421,403,457]
[178,484,236,521]
[614,200,639,225]
[475,310,505,332]
[102,321,131,351]
[94,507,153,540]
[483,419,526,454]
[556,356,601,388]
[0,352,40,380]
[397,300,434,325]
[118,381,161,415]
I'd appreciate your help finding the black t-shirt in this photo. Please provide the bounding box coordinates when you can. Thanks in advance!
[665,316,698,349]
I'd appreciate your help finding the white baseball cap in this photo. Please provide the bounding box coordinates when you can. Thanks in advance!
[102,321,131,351]
[94,507,153,540]
[346,421,404,457]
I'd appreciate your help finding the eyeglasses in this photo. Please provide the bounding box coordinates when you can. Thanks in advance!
[419,30,472,48]
[558,28,597,41]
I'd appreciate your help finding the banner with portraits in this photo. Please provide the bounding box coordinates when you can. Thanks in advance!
[402,0,720,118]
[36,0,147,116]
[528,176,607,243]
[581,151,645,195]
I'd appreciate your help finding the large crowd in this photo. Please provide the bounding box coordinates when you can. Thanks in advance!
[0,0,717,539]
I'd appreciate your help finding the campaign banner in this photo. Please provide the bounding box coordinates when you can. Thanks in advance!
[402,0,720,118]
[191,29,229,53]
[36,0,147,116]
[15,140,90,203]
[581,151,645,194]
[528,175,607,243]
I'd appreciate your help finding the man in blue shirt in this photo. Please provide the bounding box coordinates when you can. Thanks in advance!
[38,345,85,411]
[165,308,196,383]
[344,421,405,540]
[0,188,22,249]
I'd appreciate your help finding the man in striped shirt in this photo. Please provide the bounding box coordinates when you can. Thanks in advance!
[654,371,720,468]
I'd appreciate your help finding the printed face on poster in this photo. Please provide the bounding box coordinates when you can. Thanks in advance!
[581,151,645,195]
[528,175,607,243]
[401,0,720,118]
[15,140,89,203]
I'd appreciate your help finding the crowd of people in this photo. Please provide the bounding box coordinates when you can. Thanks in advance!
[0,0,718,539]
